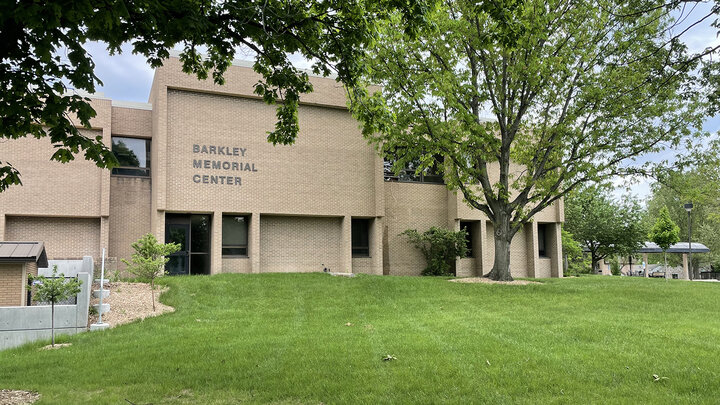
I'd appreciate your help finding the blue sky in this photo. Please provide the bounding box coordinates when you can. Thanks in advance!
[82,6,719,200]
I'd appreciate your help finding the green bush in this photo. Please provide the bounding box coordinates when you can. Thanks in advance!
[610,260,621,276]
[401,227,468,276]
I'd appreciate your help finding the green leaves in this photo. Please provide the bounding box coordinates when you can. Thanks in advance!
[402,227,468,276]
[27,266,83,305]
[0,0,435,191]
[649,207,681,252]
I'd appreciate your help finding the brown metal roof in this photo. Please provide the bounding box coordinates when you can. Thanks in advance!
[0,242,48,267]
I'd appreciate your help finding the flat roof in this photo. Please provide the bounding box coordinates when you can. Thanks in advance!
[637,241,710,254]
[0,242,49,267]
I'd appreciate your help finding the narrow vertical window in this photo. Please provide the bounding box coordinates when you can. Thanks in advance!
[460,221,474,257]
[538,224,548,257]
[222,215,249,256]
[352,218,370,257]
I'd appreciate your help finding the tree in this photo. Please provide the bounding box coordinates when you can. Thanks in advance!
[647,141,720,275]
[0,0,432,192]
[122,234,181,311]
[564,186,645,274]
[27,266,83,347]
[561,227,589,275]
[649,207,681,280]
[351,0,706,280]
[402,227,468,276]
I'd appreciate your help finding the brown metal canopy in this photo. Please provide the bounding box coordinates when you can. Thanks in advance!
[0,241,48,268]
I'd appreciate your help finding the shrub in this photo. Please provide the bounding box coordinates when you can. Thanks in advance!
[402,227,468,276]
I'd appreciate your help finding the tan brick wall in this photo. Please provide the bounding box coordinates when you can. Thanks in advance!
[222,258,252,273]
[111,107,152,138]
[260,215,342,273]
[163,90,378,217]
[109,177,152,266]
[5,217,101,260]
[0,263,24,306]
[383,183,449,276]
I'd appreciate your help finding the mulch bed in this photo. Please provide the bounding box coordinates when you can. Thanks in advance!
[88,282,174,328]
[0,390,40,405]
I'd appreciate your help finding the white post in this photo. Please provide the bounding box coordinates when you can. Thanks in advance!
[98,248,106,324]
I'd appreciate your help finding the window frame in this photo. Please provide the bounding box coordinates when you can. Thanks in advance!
[222,215,249,258]
[110,136,151,177]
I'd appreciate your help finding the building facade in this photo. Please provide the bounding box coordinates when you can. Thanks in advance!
[0,56,564,283]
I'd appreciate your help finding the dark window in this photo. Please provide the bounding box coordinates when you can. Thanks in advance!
[538,224,548,257]
[352,218,370,257]
[223,215,248,256]
[111,137,150,176]
[460,221,474,258]
[383,156,444,184]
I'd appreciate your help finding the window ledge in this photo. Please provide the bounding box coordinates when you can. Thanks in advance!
[222,255,249,259]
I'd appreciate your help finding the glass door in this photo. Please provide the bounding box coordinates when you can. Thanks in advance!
[166,223,190,275]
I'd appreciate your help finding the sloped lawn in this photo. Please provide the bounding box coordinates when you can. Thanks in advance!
[1,274,719,404]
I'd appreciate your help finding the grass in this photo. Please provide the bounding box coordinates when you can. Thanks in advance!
[1,274,719,404]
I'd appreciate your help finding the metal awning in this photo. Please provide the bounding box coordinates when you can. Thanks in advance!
[0,242,48,267]
[636,241,710,254]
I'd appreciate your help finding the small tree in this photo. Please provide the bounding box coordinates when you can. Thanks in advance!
[402,227,468,276]
[27,266,82,347]
[122,233,180,311]
[649,207,680,280]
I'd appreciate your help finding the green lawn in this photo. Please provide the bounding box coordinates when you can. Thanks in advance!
[1,274,719,404]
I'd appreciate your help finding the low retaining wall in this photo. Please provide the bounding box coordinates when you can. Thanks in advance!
[0,272,91,351]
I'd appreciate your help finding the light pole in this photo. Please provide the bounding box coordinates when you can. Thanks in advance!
[684,202,693,280]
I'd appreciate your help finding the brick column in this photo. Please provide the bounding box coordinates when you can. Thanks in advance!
[99,216,109,256]
[526,222,539,278]
[342,215,352,273]
[551,223,563,278]
[0,214,5,240]
[250,213,261,273]
[371,217,384,275]
[211,212,223,275]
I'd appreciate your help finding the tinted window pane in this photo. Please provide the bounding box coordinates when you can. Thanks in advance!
[112,137,148,167]
[352,218,370,257]
[166,255,188,276]
[190,254,210,275]
[191,215,210,253]
[538,224,547,257]
[222,216,248,246]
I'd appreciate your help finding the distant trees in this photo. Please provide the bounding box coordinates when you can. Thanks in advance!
[646,142,720,274]
[564,186,645,274]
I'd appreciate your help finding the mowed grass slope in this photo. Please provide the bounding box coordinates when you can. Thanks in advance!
[1,274,719,404]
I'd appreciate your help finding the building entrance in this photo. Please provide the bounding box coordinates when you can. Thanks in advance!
[165,214,211,275]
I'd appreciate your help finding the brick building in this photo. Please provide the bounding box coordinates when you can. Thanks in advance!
[0,55,563,294]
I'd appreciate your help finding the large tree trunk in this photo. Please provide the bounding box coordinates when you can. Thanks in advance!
[485,213,514,281]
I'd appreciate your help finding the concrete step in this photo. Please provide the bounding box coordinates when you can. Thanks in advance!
[92,303,110,314]
[92,289,110,299]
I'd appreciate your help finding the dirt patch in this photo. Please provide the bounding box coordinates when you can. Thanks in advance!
[88,282,174,328]
[40,343,72,350]
[450,277,541,285]
[0,390,40,405]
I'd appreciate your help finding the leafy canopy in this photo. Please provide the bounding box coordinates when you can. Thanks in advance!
[0,0,433,191]
[27,266,82,305]
[564,185,645,267]
[350,0,707,280]
[649,207,681,252]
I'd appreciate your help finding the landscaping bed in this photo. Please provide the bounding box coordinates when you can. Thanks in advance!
[88,282,173,328]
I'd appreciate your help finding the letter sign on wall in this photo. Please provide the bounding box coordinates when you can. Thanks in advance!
[191,144,258,186]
